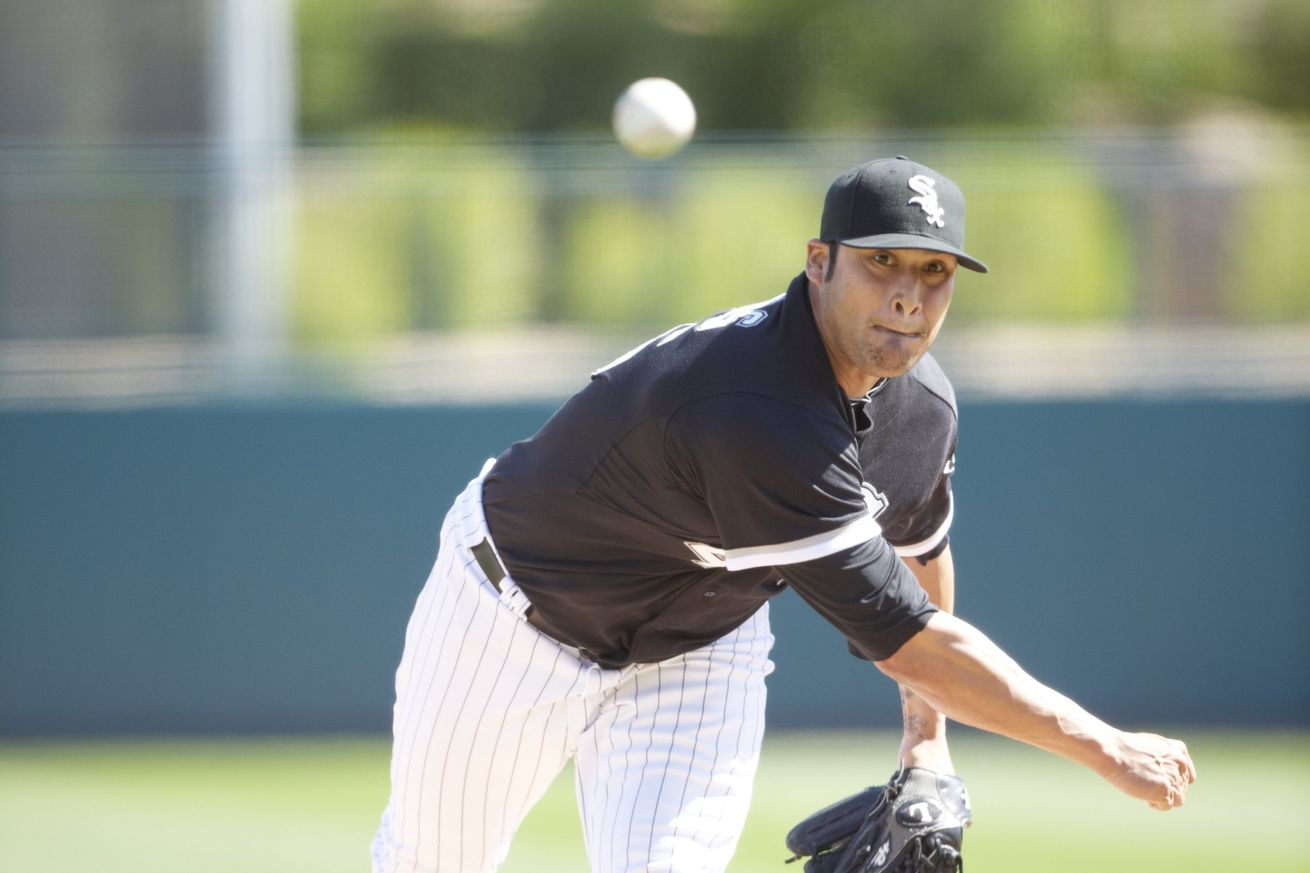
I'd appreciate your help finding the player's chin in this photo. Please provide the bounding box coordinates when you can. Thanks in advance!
[865,345,925,378]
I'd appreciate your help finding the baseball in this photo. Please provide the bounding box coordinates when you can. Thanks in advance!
[612,77,697,159]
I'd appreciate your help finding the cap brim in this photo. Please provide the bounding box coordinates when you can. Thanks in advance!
[838,233,988,273]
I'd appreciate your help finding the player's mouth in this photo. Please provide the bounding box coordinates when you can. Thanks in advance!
[872,324,923,338]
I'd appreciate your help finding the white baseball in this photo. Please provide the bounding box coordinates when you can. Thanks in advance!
[612,78,697,159]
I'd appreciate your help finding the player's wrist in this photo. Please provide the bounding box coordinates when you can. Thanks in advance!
[898,736,955,774]
[1050,697,1121,776]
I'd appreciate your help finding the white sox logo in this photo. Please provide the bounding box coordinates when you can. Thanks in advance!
[907,175,946,228]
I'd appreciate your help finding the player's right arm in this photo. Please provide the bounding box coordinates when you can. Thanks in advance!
[670,390,1197,809]
[875,611,1198,810]
[895,545,955,773]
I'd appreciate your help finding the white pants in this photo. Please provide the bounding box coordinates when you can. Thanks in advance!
[372,464,776,873]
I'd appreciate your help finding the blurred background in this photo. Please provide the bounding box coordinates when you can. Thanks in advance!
[1,1,1308,871]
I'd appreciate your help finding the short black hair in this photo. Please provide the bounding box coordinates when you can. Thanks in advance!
[826,241,839,281]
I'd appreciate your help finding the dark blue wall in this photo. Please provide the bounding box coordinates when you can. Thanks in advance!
[1,399,1306,736]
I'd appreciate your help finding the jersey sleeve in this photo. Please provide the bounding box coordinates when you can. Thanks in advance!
[779,536,937,660]
[670,392,936,660]
[666,393,877,572]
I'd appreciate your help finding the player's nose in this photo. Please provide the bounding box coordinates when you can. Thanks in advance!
[890,283,924,316]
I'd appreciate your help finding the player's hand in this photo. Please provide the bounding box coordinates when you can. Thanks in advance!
[1102,731,1197,810]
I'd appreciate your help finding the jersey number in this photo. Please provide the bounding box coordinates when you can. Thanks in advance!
[684,541,728,569]
[591,298,776,377]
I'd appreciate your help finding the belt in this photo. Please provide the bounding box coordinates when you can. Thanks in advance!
[470,537,551,634]
[470,536,619,666]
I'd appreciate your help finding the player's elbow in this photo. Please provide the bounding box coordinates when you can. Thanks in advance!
[875,638,925,687]
[873,611,964,688]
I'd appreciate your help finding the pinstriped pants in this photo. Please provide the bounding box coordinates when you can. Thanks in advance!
[371,464,776,873]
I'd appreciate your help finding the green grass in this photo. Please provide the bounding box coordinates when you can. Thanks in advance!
[1,729,1307,872]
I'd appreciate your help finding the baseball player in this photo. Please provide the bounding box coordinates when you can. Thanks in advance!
[370,157,1196,873]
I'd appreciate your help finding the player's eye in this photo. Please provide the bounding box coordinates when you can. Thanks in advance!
[924,261,946,273]
[871,251,895,266]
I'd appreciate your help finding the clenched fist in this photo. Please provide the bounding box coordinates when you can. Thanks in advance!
[1103,732,1197,810]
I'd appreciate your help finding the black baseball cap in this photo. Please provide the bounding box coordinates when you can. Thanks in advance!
[820,156,988,273]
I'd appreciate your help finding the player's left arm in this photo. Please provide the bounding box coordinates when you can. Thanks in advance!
[897,544,956,773]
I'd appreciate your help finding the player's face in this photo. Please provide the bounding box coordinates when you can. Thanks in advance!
[806,242,956,397]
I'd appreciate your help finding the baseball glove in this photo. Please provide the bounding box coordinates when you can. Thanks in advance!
[784,768,971,873]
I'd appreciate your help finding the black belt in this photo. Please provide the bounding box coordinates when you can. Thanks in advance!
[471,537,551,634]
[469,537,621,665]
[471,537,510,589]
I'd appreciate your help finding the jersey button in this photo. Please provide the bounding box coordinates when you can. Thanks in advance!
[703,590,718,597]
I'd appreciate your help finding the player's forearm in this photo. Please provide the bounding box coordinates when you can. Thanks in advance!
[896,549,956,771]
[878,612,1119,777]
[897,688,953,772]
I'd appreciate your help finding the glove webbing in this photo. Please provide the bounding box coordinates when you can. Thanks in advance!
[890,832,963,873]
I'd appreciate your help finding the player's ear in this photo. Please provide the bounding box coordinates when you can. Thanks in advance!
[805,239,829,285]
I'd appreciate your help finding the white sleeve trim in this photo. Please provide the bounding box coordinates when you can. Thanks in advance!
[724,514,882,571]
[891,492,954,558]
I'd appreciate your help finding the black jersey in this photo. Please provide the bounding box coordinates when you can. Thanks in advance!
[482,273,956,667]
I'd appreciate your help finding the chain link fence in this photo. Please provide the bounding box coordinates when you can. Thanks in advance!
[2,127,1308,405]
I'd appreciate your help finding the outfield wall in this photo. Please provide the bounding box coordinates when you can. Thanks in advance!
[1,399,1307,736]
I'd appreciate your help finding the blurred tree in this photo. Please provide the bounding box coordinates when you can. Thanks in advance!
[1251,0,1310,113]
[296,0,1310,135]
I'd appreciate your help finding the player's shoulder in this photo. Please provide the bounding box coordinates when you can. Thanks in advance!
[901,352,957,418]
[671,385,846,455]
[622,280,827,407]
